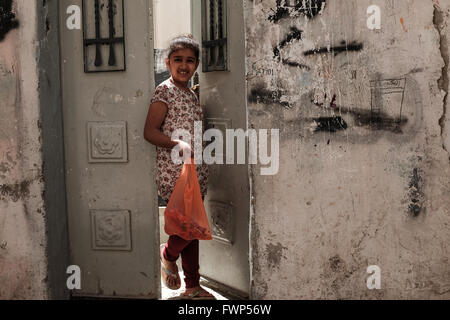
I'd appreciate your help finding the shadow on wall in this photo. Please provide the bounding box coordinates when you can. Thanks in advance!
[0,0,20,41]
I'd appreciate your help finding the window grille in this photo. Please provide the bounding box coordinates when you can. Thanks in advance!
[82,0,126,73]
[201,0,228,72]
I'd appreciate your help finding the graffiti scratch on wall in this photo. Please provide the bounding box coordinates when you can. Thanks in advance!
[269,0,326,23]
[0,0,19,41]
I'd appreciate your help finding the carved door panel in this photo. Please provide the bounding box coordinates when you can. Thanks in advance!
[59,0,159,298]
[192,1,250,298]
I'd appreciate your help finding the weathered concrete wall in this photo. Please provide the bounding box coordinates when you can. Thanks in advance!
[0,0,48,299]
[436,1,450,172]
[0,0,68,299]
[245,0,450,299]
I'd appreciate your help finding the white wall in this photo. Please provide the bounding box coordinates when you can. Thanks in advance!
[153,0,192,49]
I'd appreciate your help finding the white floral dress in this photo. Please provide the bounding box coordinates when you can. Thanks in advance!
[151,78,208,202]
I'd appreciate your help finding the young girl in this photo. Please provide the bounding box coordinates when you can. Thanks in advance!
[144,35,214,300]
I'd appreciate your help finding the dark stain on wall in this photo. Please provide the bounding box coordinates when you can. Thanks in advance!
[303,41,364,57]
[312,99,408,133]
[408,168,424,217]
[0,180,31,202]
[353,110,407,133]
[0,0,19,41]
[281,58,311,70]
[313,116,348,132]
[328,255,345,272]
[273,26,303,58]
[249,84,291,109]
[269,0,326,23]
[266,242,287,270]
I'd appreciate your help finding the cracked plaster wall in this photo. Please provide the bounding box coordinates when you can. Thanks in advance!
[246,0,450,299]
[0,0,49,299]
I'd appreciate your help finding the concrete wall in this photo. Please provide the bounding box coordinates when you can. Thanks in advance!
[0,0,68,299]
[245,0,450,299]
[0,0,48,299]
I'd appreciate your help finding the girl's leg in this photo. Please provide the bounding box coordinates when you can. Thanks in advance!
[164,235,191,261]
[161,235,191,289]
[180,240,215,299]
[180,239,200,288]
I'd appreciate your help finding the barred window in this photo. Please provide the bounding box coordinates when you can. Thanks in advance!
[201,0,228,72]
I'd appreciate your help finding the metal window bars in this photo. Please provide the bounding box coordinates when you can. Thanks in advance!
[82,0,126,73]
[201,0,228,72]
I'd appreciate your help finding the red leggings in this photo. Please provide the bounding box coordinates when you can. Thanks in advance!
[163,236,200,289]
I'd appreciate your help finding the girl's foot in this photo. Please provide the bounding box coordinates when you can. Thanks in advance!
[181,286,216,300]
[160,244,181,290]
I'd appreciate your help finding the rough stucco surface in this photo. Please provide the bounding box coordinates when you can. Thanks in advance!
[0,0,48,299]
[246,0,450,299]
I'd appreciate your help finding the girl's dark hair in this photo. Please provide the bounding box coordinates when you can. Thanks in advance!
[167,34,200,61]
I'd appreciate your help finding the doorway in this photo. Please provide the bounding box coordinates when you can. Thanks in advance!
[58,0,249,300]
[154,0,250,299]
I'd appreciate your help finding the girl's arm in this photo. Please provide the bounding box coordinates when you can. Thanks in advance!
[144,101,177,149]
[144,102,193,158]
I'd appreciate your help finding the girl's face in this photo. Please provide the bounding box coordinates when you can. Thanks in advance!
[165,48,199,87]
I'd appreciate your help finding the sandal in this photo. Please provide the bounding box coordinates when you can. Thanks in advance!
[178,287,216,300]
[160,244,181,290]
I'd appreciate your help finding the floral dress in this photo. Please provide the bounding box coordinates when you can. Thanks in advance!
[151,78,208,202]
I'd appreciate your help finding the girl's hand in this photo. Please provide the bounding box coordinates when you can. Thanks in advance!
[173,139,194,160]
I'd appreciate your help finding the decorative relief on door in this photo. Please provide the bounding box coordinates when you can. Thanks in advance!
[209,201,234,245]
[82,0,125,72]
[90,210,132,251]
[87,121,128,163]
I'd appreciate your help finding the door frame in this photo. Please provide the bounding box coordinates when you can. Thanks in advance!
[37,0,70,300]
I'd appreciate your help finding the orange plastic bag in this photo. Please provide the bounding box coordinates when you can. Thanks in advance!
[164,161,212,240]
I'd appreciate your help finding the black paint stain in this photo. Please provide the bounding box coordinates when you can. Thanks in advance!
[249,84,291,109]
[0,0,19,42]
[274,26,303,58]
[330,94,337,109]
[408,168,423,217]
[304,41,364,57]
[268,0,290,23]
[269,0,326,23]
[313,116,348,132]
[312,100,408,134]
[281,58,310,70]
[354,113,407,133]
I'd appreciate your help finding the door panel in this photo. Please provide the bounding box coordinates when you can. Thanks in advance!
[192,0,250,297]
[59,0,159,298]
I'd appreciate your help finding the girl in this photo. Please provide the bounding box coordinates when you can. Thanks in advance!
[144,35,214,300]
